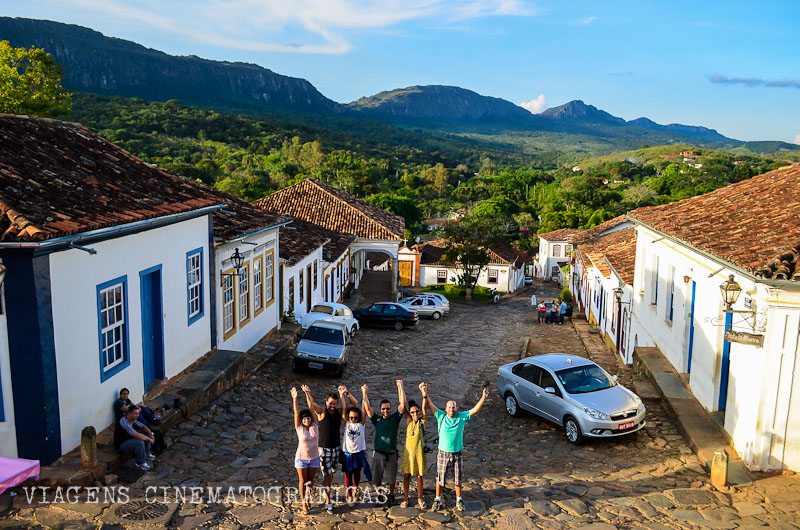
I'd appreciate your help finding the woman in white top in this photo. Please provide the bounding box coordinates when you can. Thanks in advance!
[340,385,371,504]
[292,387,319,513]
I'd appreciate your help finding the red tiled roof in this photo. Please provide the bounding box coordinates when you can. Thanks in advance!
[572,215,629,244]
[0,115,288,242]
[537,227,583,243]
[280,216,356,266]
[417,240,448,265]
[253,178,404,240]
[628,164,800,279]
[417,239,527,267]
[578,227,637,285]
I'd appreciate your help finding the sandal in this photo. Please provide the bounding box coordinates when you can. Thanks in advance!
[417,499,427,509]
[400,500,408,508]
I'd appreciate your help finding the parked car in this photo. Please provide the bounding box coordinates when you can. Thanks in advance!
[353,302,419,331]
[299,302,360,335]
[416,292,450,311]
[294,320,352,376]
[399,296,446,320]
[497,353,646,444]
[524,276,533,285]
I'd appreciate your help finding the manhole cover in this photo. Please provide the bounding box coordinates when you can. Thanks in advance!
[114,501,170,521]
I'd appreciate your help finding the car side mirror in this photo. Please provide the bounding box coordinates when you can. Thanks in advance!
[611,375,618,382]
[544,387,556,395]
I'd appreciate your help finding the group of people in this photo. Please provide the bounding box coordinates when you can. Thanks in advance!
[531,294,567,325]
[291,380,489,514]
[113,388,164,471]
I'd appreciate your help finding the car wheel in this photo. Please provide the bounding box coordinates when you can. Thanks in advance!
[431,311,441,320]
[564,415,583,445]
[504,393,521,417]
[350,324,357,337]
[394,321,404,331]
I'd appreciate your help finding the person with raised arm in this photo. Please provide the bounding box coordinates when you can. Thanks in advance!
[399,382,429,509]
[425,383,490,512]
[362,379,405,506]
[291,386,319,514]
[340,384,371,505]
[302,384,358,514]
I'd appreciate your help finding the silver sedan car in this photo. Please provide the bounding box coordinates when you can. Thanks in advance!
[497,354,646,444]
[399,296,446,320]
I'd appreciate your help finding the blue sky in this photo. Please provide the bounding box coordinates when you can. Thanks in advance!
[3,0,799,142]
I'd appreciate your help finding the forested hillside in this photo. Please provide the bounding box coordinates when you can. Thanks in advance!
[65,94,791,249]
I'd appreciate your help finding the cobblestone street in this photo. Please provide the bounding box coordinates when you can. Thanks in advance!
[5,280,800,530]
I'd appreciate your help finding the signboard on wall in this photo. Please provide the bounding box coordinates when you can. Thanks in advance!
[724,330,764,348]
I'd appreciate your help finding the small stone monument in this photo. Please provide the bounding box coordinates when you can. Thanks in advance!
[81,426,98,470]
[711,448,728,490]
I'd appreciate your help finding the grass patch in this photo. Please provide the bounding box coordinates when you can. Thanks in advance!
[422,284,496,301]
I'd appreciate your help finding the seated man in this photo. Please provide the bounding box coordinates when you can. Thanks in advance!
[114,406,157,471]
[114,388,159,425]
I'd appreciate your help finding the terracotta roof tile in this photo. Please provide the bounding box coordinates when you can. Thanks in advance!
[578,227,637,285]
[253,178,404,240]
[0,115,289,242]
[627,164,800,280]
[537,227,583,243]
[280,216,356,267]
[417,239,526,267]
[572,216,629,244]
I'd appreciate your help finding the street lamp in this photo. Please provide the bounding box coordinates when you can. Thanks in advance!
[220,248,245,286]
[719,275,742,309]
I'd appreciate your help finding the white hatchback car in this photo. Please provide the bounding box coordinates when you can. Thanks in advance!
[299,302,360,335]
[415,292,450,312]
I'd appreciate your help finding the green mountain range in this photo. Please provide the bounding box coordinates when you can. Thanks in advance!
[2,16,798,158]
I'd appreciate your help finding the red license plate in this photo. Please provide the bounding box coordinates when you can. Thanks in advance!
[618,421,635,431]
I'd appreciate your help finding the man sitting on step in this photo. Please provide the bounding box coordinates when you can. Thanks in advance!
[114,406,157,471]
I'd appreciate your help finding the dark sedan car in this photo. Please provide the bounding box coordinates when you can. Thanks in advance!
[353,302,419,331]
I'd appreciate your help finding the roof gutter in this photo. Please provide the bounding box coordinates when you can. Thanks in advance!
[0,204,226,255]
[625,214,800,291]
[220,219,293,245]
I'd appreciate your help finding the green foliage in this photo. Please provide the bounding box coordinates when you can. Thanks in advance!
[0,40,71,116]
[561,288,573,304]
[423,283,493,301]
[440,216,507,296]
[366,193,422,229]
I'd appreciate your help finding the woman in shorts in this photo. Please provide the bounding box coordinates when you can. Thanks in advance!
[291,387,319,513]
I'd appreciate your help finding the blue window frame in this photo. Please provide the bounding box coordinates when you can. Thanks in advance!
[187,247,204,325]
[97,275,130,382]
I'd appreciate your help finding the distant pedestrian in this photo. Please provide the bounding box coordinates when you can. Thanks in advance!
[559,299,567,325]
[291,387,319,514]
[425,383,489,512]
[537,301,546,324]
[399,383,429,509]
[530,294,537,309]
[302,384,358,514]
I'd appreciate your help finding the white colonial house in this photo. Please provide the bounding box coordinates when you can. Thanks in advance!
[535,228,581,282]
[627,163,800,472]
[412,240,528,293]
[254,178,405,299]
[571,220,636,363]
[0,116,288,463]
[277,216,356,320]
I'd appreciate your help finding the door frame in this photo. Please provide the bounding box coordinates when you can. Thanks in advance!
[139,264,165,391]
[306,264,312,313]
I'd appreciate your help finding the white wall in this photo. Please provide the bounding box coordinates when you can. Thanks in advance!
[537,238,570,281]
[419,264,518,292]
[283,249,323,322]
[322,249,350,303]
[0,287,17,457]
[217,230,281,353]
[49,215,212,453]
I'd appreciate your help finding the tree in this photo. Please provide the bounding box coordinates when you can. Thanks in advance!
[0,41,71,116]
[440,216,505,300]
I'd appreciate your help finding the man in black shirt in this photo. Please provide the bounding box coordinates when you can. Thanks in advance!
[303,384,358,514]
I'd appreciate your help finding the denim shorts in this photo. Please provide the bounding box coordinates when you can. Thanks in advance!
[295,456,321,469]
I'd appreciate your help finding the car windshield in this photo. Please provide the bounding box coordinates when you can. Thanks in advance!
[556,364,616,394]
[310,305,334,315]
[304,326,345,345]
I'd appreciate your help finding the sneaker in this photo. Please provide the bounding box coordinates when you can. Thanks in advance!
[386,493,395,507]
[455,499,465,512]
[135,462,151,471]
[431,498,442,511]
[325,503,334,514]
[146,453,157,461]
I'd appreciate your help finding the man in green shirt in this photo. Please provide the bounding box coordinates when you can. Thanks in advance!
[362,380,406,505]
[424,382,489,512]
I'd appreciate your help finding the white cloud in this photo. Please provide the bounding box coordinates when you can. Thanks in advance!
[794,134,800,145]
[519,94,547,114]
[58,0,533,54]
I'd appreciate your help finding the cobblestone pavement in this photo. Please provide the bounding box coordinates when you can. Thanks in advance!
[4,280,800,530]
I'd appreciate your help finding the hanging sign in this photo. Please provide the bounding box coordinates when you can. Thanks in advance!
[724,330,764,348]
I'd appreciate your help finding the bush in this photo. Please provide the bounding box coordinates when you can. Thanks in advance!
[561,288,573,304]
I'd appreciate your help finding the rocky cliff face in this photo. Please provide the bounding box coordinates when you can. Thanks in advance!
[540,100,625,124]
[0,17,345,115]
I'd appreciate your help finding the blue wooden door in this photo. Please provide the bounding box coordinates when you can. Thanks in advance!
[140,266,165,390]
[687,281,696,373]
[718,311,733,411]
